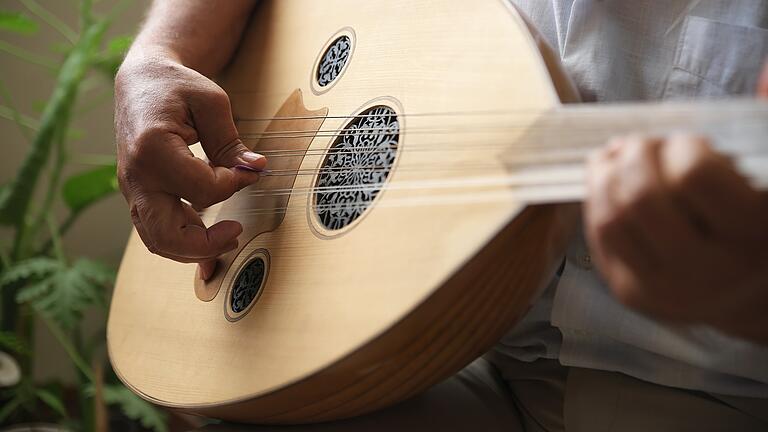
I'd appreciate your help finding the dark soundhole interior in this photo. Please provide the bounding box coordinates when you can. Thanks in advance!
[231,257,265,313]
[315,105,399,230]
[317,35,351,87]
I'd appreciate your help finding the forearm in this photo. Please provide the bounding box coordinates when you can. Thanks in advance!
[127,0,258,77]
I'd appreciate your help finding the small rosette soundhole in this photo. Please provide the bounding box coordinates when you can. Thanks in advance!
[314,105,400,230]
[229,254,267,317]
[317,35,351,87]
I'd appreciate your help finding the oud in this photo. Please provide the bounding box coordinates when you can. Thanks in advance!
[107,0,768,423]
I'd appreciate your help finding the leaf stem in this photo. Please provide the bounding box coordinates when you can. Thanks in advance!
[20,0,79,44]
[39,313,94,381]
[6,18,108,258]
[0,40,58,70]
[80,0,94,30]
[29,105,69,255]
[46,215,66,262]
[0,80,35,140]
[0,396,23,423]
[76,88,113,116]
[40,210,80,256]
[0,104,39,132]
[72,153,116,166]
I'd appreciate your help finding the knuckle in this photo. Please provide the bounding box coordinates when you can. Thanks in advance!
[666,135,718,193]
[625,184,658,215]
[210,138,246,164]
[190,171,234,209]
[125,122,179,167]
[685,134,712,152]
[116,164,137,197]
[592,212,624,245]
[192,80,230,108]
[635,137,660,157]
[674,158,713,194]
[150,232,176,256]
[192,190,218,209]
[130,204,160,256]
[206,83,230,105]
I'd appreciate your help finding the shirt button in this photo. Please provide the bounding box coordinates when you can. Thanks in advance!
[580,254,593,270]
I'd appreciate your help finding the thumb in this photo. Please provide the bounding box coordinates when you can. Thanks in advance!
[190,84,267,170]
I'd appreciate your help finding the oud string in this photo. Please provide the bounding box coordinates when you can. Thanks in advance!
[198,188,581,221]
[239,139,766,161]
[231,103,765,122]
[237,119,768,141]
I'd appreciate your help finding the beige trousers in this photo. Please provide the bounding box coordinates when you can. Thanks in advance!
[198,355,768,432]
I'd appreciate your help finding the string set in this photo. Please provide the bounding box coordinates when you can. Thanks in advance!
[191,101,768,220]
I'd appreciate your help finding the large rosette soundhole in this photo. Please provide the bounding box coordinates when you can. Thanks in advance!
[315,106,399,230]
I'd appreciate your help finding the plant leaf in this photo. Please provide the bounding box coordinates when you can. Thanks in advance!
[0,331,29,355]
[107,35,132,56]
[0,395,22,423]
[0,18,108,226]
[16,278,55,303]
[99,385,168,432]
[0,11,39,35]
[0,379,36,422]
[15,258,110,330]
[34,260,107,329]
[0,257,61,288]
[31,99,47,114]
[93,35,133,77]
[62,162,118,212]
[74,258,115,286]
[35,388,67,417]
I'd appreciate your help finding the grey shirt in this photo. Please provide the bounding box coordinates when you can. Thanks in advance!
[497,0,768,398]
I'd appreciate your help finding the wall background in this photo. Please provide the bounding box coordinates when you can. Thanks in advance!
[0,0,150,383]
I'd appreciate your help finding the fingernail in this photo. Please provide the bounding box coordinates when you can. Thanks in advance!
[235,164,261,173]
[198,265,209,281]
[199,261,218,281]
[242,151,265,163]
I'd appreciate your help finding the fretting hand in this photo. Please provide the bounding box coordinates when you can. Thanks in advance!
[584,62,768,344]
[584,132,768,343]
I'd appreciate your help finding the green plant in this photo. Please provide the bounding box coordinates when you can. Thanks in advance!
[0,1,167,430]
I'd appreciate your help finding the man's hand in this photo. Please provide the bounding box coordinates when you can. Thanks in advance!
[116,55,265,280]
[584,134,768,343]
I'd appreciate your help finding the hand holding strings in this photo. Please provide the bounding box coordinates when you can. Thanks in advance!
[115,55,266,281]
[583,64,768,345]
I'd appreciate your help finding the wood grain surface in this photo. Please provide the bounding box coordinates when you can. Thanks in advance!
[108,0,578,423]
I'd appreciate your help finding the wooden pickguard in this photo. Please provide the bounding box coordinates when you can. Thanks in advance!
[194,89,328,302]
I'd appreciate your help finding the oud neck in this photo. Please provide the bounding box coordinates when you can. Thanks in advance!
[503,98,768,204]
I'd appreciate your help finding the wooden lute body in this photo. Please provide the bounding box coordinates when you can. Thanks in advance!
[107,0,768,423]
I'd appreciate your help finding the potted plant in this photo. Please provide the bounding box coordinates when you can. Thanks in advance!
[0,1,166,430]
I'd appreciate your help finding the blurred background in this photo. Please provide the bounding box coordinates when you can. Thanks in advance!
[0,1,196,430]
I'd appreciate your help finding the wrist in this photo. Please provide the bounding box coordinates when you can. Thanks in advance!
[121,41,184,69]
